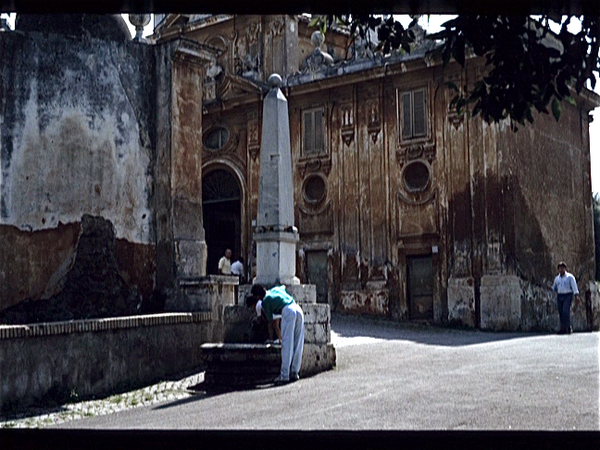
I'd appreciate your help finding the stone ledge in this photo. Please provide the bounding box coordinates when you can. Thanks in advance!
[0,312,212,340]
[178,275,239,287]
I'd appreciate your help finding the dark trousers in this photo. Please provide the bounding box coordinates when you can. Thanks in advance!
[557,293,573,332]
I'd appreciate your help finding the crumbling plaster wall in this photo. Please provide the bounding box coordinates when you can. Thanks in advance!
[501,105,595,284]
[442,58,599,331]
[0,31,157,311]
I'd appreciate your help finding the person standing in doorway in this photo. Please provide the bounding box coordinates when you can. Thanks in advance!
[231,257,245,283]
[218,249,232,275]
[247,284,304,384]
[552,261,579,334]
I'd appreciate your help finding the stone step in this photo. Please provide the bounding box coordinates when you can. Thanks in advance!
[200,343,281,387]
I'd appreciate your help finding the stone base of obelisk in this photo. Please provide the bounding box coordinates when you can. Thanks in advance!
[200,283,336,387]
[253,230,300,286]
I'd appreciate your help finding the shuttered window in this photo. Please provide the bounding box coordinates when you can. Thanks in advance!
[401,88,428,140]
[303,107,325,156]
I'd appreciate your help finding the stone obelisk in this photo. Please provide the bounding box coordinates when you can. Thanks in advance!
[254,74,300,286]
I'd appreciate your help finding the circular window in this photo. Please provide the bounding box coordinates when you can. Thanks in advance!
[403,161,430,192]
[303,175,327,203]
[203,127,230,150]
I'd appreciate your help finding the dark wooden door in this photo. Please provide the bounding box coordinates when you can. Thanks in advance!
[407,255,433,320]
[306,250,328,304]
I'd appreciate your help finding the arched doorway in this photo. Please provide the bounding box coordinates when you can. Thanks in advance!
[202,168,241,275]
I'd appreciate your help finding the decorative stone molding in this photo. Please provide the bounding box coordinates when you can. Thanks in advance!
[203,78,217,103]
[448,107,465,129]
[395,143,435,168]
[445,73,466,129]
[302,31,334,72]
[299,198,331,217]
[340,104,354,146]
[202,124,239,156]
[247,111,261,161]
[398,187,436,206]
[297,158,332,177]
[269,17,285,37]
[246,22,261,44]
[302,173,328,206]
[397,158,435,205]
[366,98,381,143]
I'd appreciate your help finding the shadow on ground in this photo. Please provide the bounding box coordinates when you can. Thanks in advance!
[330,312,554,347]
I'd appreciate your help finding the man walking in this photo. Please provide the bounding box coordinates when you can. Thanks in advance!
[552,261,579,334]
[247,284,304,384]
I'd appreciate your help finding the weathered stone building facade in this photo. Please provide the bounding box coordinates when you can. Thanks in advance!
[154,14,600,331]
[1,14,598,331]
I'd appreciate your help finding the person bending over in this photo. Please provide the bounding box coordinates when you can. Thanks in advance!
[247,284,304,384]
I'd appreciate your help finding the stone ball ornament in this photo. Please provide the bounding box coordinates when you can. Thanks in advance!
[311,30,325,48]
[268,73,282,88]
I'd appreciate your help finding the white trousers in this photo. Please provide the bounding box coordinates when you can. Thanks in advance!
[280,302,304,379]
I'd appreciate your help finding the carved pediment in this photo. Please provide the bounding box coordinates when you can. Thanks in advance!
[218,74,264,102]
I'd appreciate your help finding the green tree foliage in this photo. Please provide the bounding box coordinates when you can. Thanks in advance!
[312,15,600,130]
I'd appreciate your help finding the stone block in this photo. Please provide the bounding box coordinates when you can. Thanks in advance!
[339,288,388,316]
[175,239,207,278]
[286,284,317,304]
[254,233,299,286]
[300,343,336,377]
[480,275,521,331]
[304,322,330,344]
[200,343,281,387]
[301,303,330,325]
[447,277,476,327]
[222,305,255,343]
[238,284,252,305]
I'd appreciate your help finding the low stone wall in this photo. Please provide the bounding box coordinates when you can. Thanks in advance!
[338,282,389,316]
[0,313,213,413]
[448,275,600,331]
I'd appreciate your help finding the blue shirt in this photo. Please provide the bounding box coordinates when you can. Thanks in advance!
[261,286,294,321]
[553,272,579,295]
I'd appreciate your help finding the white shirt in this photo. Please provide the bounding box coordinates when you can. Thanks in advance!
[218,256,231,274]
[255,300,281,320]
[553,271,579,295]
[231,260,244,276]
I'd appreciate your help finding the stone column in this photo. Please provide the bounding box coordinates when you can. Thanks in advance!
[155,41,213,292]
[171,49,207,279]
[254,74,300,286]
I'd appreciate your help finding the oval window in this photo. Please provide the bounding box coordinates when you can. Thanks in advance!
[303,175,327,203]
[203,127,230,150]
[403,161,430,192]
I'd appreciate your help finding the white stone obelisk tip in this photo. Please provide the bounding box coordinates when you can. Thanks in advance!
[268,73,282,88]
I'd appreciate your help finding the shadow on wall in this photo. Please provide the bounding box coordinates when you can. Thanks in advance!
[0,214,156,325]
[447,174,553,283]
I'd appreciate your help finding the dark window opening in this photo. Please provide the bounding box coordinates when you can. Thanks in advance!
[204,127,230,150]
[403,161,430,192]
[303,175,326,203]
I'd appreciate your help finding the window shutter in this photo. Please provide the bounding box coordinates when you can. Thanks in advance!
[413,89,427,137]
[314,109,324,152]
[401,92,412,139]
[304,110,314,154]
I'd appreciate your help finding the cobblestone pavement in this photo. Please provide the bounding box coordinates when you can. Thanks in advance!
[0,372,205,428]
